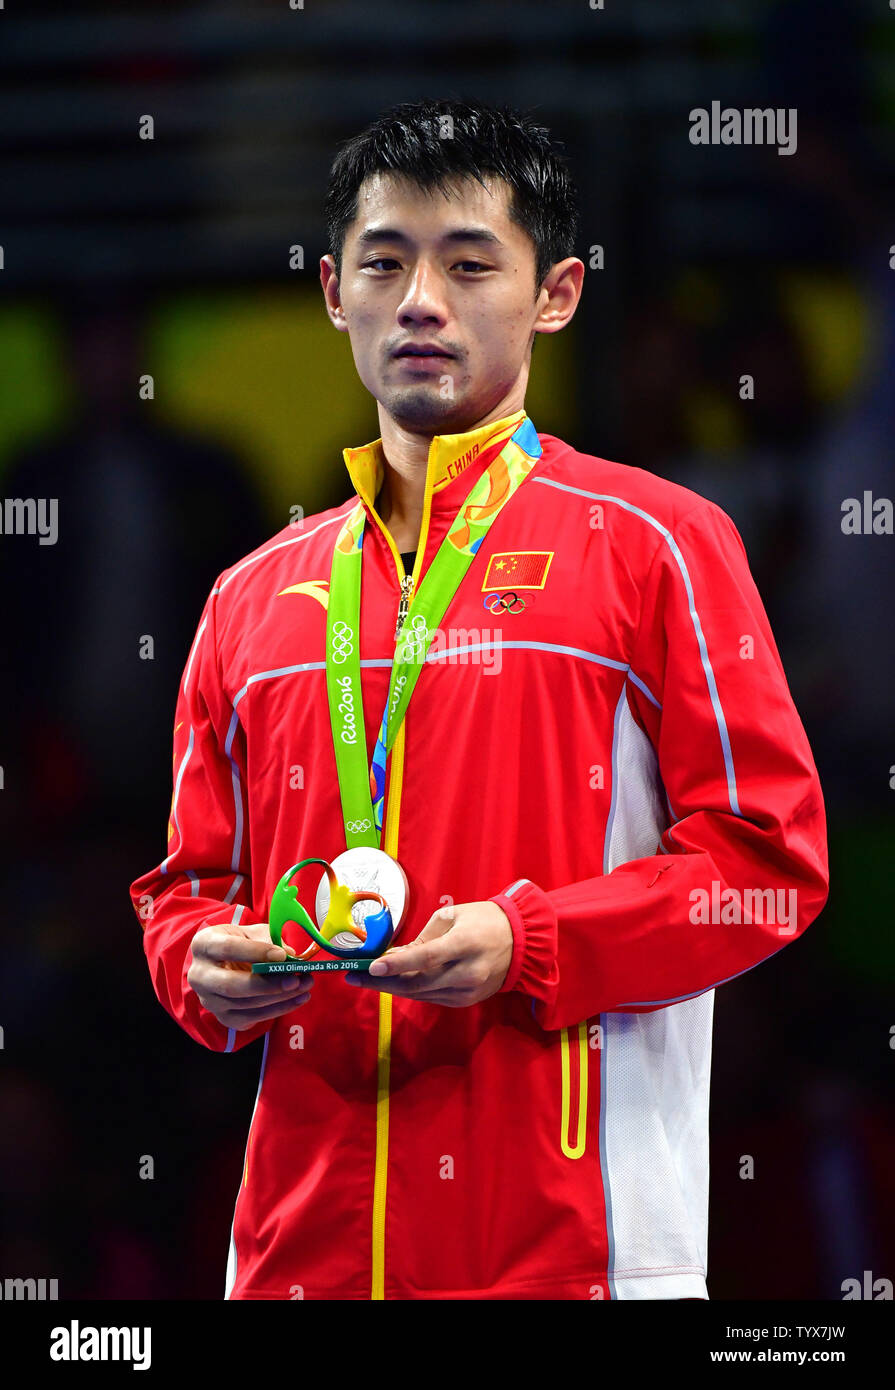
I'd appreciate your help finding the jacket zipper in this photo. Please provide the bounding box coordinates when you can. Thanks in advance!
[394,573,414,640]
[367,475,435,1300]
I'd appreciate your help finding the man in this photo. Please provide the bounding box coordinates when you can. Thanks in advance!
[130,99,828,1301]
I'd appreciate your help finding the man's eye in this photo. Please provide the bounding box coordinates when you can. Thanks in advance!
[363,259,489,273]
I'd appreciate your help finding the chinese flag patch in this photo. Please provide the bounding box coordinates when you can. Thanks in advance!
[481,551,553,590]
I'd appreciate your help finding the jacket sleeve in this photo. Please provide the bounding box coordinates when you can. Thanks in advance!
[491,498,829,1031]
[129,576,271,1053]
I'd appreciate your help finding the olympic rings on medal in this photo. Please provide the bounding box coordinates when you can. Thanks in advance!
[330,620,354,663]
[346,818,372,834]
[482,590,526,615]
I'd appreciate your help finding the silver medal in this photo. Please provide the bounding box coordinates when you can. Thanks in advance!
[315,846,409,951]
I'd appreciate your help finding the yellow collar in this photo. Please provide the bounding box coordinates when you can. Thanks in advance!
[342,408,528,517]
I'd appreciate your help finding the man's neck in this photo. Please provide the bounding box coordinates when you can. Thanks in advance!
[375,397,524,551]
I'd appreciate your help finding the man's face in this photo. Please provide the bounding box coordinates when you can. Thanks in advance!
[323,171,546,432]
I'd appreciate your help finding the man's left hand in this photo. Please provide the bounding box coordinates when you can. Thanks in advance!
[344,900,514,1006]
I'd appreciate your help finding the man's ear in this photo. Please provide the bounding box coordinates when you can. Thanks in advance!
[534,256,585,338]
[320,254,348,333]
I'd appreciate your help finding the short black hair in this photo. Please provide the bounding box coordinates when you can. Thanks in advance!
[324,98,580,295]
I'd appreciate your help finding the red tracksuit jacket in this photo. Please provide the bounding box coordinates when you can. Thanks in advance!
[129,408,829,1300]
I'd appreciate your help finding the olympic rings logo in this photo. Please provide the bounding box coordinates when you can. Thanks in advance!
[397,613,430,660]
[482,590,526,615]
[331,620,354,663]
[346,818,372,834]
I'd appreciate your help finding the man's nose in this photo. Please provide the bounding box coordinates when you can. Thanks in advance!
[396,261,448,321]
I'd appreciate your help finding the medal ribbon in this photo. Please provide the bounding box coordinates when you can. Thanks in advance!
[325,414,542,849]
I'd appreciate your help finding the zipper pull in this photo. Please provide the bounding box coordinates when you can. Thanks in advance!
[394,574,414,641]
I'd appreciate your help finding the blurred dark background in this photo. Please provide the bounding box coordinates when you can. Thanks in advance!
[0,0,892,1300]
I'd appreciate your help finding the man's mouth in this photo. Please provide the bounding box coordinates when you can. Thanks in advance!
[393,345,454,359]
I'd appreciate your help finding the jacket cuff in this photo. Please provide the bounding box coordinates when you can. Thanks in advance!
[181,905,270,1052]
[491,878,560,999]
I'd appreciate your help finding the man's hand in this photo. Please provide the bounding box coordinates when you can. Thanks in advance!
[187,922,313,1031]
[344,901,514,1006]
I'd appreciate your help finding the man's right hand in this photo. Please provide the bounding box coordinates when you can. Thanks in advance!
[187,922,314,1031]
